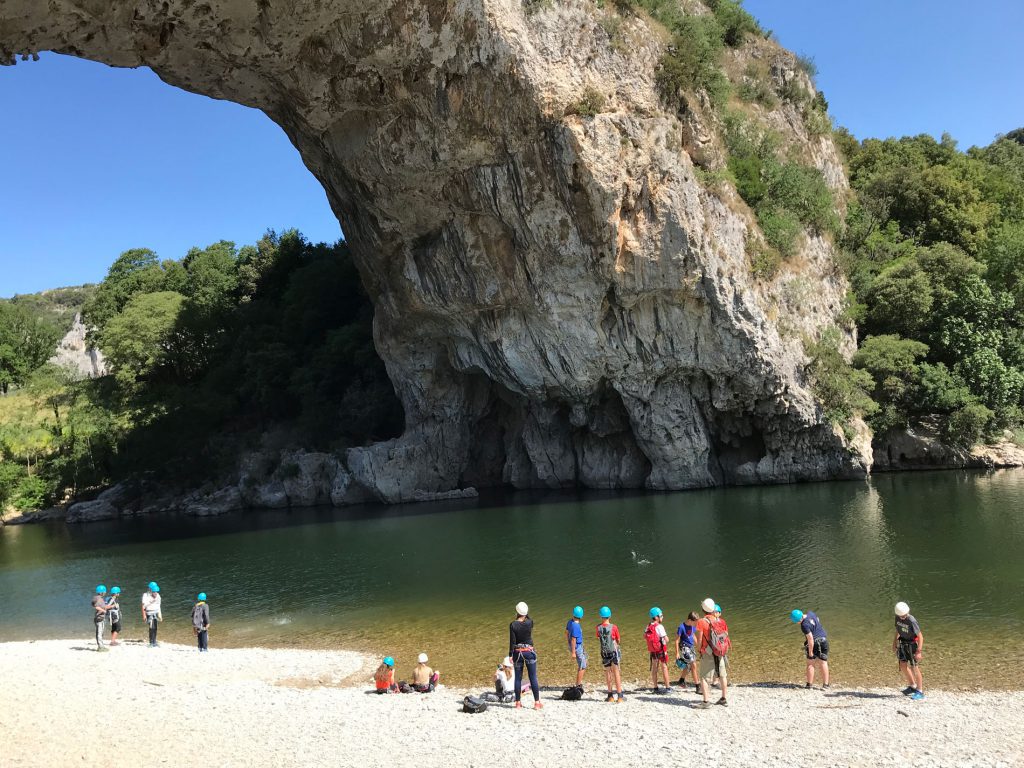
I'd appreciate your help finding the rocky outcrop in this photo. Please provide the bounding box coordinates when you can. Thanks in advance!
[49,314,107,378]
[874,428,1024,472]
[1,0,869,500]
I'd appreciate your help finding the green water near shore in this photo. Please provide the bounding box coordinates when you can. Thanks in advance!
[2,470,1023,689]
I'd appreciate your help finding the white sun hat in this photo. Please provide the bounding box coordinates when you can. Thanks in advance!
[515,601,529,616]
[418,652,428,664]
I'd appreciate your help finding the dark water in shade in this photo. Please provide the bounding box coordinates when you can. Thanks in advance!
[2,470,1023,689]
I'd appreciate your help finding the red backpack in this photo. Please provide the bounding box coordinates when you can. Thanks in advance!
[644,622,665,654]
[704,617,731,657]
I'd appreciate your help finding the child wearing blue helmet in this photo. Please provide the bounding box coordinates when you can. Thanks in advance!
[374,657,398,693]
[192,593,211,652]
[596,606,623,703]
[565,605,587,688]
[106,586,122,646]
[644,607,671,693]
[141,582,162,647]
[91,585,111,651]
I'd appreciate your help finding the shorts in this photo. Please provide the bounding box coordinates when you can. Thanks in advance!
[700,653,727,684]
[807,637,829,661]
[110,620,122,634]
[575,646,588,670]
[649,650,668,666]
[897,641,919,667]
[600,650,621,668]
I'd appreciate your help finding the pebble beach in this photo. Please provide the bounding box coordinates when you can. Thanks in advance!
[1,640,1021,768]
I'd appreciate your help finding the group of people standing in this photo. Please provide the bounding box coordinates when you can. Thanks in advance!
[558,597,732,708]
[89,582,211,652]
[414,597,926,708]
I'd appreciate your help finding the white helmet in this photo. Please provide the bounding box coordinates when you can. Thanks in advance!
[515,601,529,616]
[501,656,513,667]
[417,652,428,664]
[894,601,910,617]
[701,598,716,613]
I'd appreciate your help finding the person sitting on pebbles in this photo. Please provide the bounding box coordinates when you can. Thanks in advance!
[374,656,398,694]
[411,652,439,693]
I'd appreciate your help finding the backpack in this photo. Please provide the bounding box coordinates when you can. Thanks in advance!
[462,695,488,714]
[704,617,731,657]
[560,684,584,701]
[598,624,617,656]
[644,622,664,654]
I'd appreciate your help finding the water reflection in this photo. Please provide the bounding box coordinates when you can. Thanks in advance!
[2,471,1023,687]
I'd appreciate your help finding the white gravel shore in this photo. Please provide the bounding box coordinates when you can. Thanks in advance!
[1,640,1021,768]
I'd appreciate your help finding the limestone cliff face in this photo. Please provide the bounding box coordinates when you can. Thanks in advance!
[1,0,870,502]
[49,314,107,379]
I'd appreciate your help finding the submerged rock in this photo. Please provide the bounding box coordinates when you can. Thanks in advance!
[1,1,870,499]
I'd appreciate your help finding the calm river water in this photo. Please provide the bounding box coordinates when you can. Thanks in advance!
[2,470,1022,689]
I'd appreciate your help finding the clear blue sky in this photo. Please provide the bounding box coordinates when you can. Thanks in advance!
[1,2,1022,297]
[745,0,1024,146]
[0,55,341,297]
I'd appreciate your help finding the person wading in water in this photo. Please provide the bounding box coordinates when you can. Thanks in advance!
[509,601,542,710]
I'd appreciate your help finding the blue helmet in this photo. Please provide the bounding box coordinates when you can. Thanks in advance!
[197,592,207,602]
[790,609,804,623]
[714,603,722,613]
[572,605,584,619]
[599,606,612,619]
[148,582,160,592]
[95,584,107,594]
[110,586,121,595]
[649,606,663,619]
[383,656,394,667]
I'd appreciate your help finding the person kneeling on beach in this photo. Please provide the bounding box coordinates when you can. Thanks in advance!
[494,657,519,702]
[696,597,730,708]
[790,609,830,689]
[509,601,542,710]
[893,602,925,701]
[192,593,211,652]
[411,653,439,692]
[596,606,624,703]
[374,657,398,693]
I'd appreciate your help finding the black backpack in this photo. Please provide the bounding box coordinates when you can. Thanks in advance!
[561,684,584,701]
[462,695,488,714]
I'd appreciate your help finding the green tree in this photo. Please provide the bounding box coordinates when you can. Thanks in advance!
[102,291,186,388]
[0,301,62,394]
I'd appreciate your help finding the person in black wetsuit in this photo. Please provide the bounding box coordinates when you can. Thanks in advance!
[509,601,542,710]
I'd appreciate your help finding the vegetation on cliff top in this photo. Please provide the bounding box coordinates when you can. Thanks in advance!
[0,231,402,513]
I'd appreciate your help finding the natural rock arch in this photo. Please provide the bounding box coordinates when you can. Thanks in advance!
[1,0,870,501]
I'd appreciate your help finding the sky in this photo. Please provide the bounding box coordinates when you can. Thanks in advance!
[1,1,1022,297]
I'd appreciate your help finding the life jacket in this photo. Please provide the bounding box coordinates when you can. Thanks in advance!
[703,616,731,657]
[598,623,617,656]
[644,622,665,654]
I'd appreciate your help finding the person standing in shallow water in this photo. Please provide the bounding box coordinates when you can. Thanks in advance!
[141,582,162,647]
[894,601,925,700]
[790,609,830,689]
[192,593,211,652]
[509,601,542,710]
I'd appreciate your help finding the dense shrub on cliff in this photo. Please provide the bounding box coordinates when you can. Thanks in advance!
[0,230,402,512]
[842,131,1024,439]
